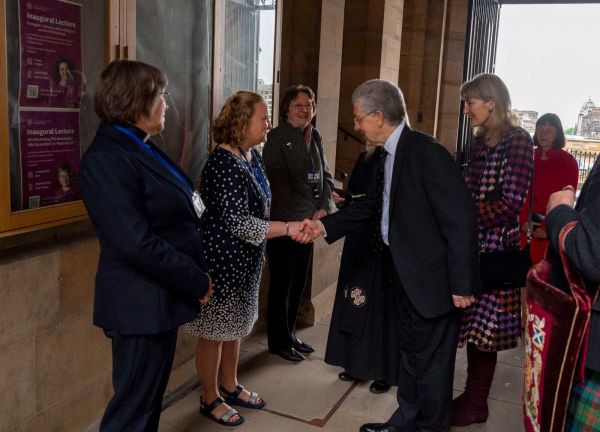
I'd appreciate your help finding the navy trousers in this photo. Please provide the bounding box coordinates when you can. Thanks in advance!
[100,329,178,432]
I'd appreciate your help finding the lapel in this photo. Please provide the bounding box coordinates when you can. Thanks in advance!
[280,122,310,166]
[100,124,198,220]
[389,126,411,218]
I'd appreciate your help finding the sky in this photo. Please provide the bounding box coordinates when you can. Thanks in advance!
[495,3,600,131]
[258,9,276,84]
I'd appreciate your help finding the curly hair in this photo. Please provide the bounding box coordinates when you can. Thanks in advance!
[213,91,266,147]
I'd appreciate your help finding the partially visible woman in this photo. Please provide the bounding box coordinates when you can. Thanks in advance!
[183,91,310,427]
[452,73,533,427]
[325,146,395,394]
[262,85,335,362]
[518,113,579,264]
[80,60,212,432]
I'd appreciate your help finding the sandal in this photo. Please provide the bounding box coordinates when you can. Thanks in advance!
[219,384,266,409]
[199,396,244,426]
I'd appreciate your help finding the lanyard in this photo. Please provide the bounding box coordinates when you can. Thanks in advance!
[239,149,271,200]
[113,125,193,196]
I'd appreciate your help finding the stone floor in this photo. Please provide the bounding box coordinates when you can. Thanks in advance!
[158,315,525,432]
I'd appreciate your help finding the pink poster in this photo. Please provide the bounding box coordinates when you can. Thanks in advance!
[19,111,81,209]
[19,0,83,109]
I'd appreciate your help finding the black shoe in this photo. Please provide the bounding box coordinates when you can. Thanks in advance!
[359,423,400,432]
[338,371,358,382]
[293,339,315,354]
[369,380,391,394]
[269,347,305,362]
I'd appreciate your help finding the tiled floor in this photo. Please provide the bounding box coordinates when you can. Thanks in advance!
[158,316,524,432]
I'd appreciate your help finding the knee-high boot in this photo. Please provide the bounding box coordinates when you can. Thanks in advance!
[450,343,497,427]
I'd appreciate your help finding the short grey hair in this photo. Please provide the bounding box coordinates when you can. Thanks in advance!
[351,79,407,125]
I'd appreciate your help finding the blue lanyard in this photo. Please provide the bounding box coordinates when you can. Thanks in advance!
[113,125,193,196]
[239,149,271,200]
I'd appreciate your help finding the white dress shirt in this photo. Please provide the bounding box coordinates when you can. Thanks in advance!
[381,122,405,245]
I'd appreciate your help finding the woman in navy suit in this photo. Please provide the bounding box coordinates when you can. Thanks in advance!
[80,60,212,432]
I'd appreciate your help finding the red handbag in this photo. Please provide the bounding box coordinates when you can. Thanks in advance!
[523,221,598,432]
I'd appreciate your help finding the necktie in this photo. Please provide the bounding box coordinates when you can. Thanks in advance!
[374,148,388,251]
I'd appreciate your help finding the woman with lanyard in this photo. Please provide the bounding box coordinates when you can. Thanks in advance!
[183,91,311,427]
[80,60,212,431]
[262,85,335,362]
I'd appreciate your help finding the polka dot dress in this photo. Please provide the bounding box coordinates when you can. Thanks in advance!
[183,146,270,341]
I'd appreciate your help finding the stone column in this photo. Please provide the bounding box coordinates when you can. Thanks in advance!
[276,0,346,325]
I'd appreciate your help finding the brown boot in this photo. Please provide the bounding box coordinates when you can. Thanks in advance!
[450,343,497,427]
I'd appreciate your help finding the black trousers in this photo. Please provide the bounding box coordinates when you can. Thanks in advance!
[266,237,313,350]
[100,329,178,432]
[383,248,459,432]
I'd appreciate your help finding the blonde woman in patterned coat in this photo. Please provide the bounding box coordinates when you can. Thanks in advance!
[183,91,310,427]
[452,73,533,427]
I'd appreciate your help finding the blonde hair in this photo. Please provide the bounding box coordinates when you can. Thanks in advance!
[461,73,518,147]
[213,91,265,147]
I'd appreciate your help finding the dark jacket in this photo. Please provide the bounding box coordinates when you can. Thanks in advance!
[547,155,600,371]
[325,149,399,383]
[321,126,479,319]
[262,122,334,221]
[80,123,210,335]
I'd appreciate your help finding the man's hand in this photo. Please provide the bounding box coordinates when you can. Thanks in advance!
[452,294,475,309]
[547,185,576,214]
[199,275,214,304]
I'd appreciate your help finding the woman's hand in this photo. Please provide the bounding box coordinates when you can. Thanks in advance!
[199,276,214,304]
[332,191,345,205]
[532,227,547,239]
[288,221,313,244]
[311,209,327,220]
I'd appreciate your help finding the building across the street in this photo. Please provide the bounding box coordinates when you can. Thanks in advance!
[576,98,600,139]
[514,109,538,133]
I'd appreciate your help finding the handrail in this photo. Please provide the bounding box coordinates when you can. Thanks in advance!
[338,125,366,146]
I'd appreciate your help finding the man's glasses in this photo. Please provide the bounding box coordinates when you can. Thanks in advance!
[290,103,313,111]
[353,111,375,124]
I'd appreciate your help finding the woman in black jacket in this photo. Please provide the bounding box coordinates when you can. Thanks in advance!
[80,60,212,431]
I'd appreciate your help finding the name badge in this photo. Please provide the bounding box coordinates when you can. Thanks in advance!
[308,172,320,184]
[192,191,206,218]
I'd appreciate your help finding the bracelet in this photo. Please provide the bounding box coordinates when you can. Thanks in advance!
[285,222,289,236]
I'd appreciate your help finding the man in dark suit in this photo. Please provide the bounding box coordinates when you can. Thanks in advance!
[302,79,479,432]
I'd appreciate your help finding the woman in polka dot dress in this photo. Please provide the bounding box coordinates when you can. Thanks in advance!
[451,74,533,427]
[183,91,311,427]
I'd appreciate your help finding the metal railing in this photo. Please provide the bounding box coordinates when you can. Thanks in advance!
[565,149,600,187]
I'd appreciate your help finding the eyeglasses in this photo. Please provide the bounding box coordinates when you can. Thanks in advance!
[290,103,313,111]
[353,111,375,124]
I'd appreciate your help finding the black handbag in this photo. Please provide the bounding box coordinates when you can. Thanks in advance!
[478,157,533,291]
[479,245,531,290]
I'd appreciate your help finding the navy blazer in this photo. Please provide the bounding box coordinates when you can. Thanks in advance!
[321,126,479,319]
[80,123,210,334]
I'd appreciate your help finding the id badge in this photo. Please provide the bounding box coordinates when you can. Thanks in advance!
[192,191,206,218]
[308,171,320,184]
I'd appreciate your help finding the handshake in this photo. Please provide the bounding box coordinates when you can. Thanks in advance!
[286,219,325,244]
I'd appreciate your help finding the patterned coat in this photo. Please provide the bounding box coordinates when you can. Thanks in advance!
[459,126,534,351]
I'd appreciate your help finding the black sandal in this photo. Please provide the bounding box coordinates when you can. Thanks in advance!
[219,384,266,409]
[199,396,244,426]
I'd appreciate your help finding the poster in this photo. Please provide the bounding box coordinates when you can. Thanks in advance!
[17,0,83,210]
[19,111,81,209]
[19,0,83,109]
